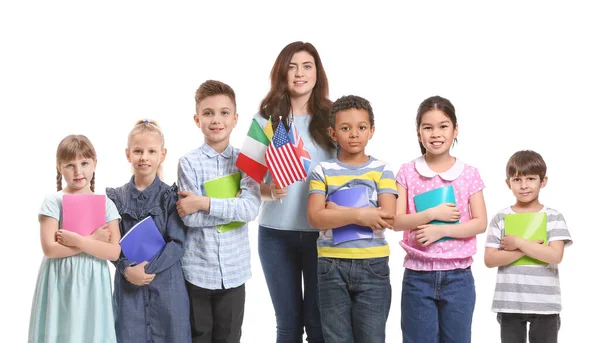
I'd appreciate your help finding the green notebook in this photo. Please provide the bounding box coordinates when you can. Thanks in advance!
[204,172,245,233]
[504,212,548,266]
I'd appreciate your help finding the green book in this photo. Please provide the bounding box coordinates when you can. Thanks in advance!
[504,212,548,266]
[204,172,245,233]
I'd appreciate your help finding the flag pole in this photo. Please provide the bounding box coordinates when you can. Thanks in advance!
[279,115,283,204]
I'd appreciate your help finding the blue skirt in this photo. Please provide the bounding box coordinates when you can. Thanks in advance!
[28,254,116,343]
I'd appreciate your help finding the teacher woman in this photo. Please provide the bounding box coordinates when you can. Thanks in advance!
[253,41,336,343]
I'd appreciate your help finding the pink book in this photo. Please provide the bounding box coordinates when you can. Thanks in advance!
[62,194,106,236]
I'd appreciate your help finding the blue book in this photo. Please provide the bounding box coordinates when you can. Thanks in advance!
[119,216,166,264]
[413,185,458,243]
[327,186,374,245]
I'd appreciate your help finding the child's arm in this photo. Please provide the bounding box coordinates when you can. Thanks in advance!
[40,216,82,258]
[176,157,235,227]
[379,193,397,228]
[145,187,190,275]
[307,193,394,230]
[502,211,571,265]
[56,219,121,261]
[484,246,526,268]
[205,173,261,223]
[502,236,565,265]
[414,190,487,245]
[392,183,460,231]
[484,211,533,268]
[306,164,394,230]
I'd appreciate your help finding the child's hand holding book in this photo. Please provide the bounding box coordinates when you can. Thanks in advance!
[124,261,156,286]
[356,207,395,230]
[89,224,111,242]
[55,223,111,243]
[429,203,461,223]
[415,224,450,247]
[501,235,544,251]
[177,191,210,216]
[56,229,83,247]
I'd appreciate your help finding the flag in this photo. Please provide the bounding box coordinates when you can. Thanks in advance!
[236,119,270,183]
[265,121,307,188]
[264,116,274,140]
[288,120,311,174]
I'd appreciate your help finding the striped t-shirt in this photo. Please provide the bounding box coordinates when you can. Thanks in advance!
[309,156,398,259]
[485,206,572,314]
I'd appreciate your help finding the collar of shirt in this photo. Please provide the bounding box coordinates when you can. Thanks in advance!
[200,142,234,159]
[414,155,465,181]
[125,175,162,200]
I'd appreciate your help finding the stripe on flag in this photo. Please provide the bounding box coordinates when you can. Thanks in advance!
[265,121,307,188]
[236,119,270,183]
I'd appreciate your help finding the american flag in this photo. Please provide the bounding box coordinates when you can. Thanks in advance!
[288,120,311,174]
[265,121,307,188]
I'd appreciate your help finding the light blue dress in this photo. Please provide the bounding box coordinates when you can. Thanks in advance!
[28,191,120,343]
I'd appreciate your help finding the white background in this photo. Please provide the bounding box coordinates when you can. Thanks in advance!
[1,1,598,342]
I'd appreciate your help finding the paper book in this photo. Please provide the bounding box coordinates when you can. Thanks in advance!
[413,185,459,243]
[61,194,106,236]
[204,172,245,233]
[504,212,548,266]
[119,216,166,264]
[327,186,374,245]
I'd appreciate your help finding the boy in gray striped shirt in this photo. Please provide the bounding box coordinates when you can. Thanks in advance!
[484,150,572,343]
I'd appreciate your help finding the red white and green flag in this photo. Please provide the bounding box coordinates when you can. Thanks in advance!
[236,119,270,183]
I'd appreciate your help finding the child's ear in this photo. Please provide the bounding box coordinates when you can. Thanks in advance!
[125,148,131,163]
[368,125,375,140]
[453,123,459,139]
[193,114,201,128]
[160,148,167,163]
[541,176,548,188]
[505,179,511,189]
[329,127,337,142]
[233,112,239,127]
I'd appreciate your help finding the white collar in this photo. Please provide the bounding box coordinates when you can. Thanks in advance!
[414,155,465,181]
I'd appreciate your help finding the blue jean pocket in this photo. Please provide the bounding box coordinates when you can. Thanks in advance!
[366,257,390,279]
[317,258,336,277]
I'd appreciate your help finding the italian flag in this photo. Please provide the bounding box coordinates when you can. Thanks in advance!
[236,118,270,183]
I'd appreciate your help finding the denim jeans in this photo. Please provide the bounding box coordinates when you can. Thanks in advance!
[258,226,324,343]
[401,267,475,343]
[497,313,560,343]
[318,257,392,343]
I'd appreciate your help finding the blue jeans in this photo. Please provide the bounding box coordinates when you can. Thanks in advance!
[401,267,475,343]
[318,257,392,343]
[258,226,324,343]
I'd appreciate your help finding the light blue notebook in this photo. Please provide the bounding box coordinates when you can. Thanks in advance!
[413,185,458,243]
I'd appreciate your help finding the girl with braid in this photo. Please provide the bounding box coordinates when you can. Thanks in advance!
[28,134,122,343]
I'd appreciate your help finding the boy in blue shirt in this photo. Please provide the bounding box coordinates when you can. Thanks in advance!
[177,80,261,343]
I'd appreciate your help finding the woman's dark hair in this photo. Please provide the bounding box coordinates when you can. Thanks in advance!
[259,41,335,151]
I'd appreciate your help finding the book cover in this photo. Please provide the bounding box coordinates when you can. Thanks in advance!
[504,212,548,266]
[204,172,245,233]
[61,194,106,236]
[327,186,374,245]
[413,185,459,243]
[119,216,166,264]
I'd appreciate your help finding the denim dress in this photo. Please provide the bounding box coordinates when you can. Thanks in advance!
[107,176,191,343]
